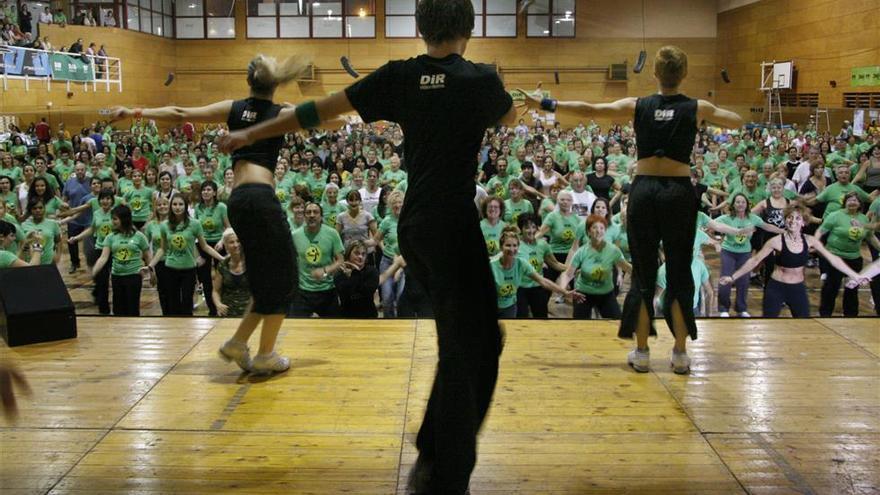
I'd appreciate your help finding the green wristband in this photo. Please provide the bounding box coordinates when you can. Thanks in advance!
[295,100,320,129]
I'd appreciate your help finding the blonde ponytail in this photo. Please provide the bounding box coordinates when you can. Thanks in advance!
[248,54,311,91]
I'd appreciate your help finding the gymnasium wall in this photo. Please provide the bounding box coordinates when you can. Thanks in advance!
[0,24,175,131]
[714,0,880,128]
[2,0,719,129]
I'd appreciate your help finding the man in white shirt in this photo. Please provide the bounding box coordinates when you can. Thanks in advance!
[38,7,52,24]
[567,171,596,218]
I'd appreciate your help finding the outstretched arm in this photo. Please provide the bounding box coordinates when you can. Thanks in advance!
[110,100,234,124]
[697,100,744,129]
[719,236,779,285]
[518,84,637,121]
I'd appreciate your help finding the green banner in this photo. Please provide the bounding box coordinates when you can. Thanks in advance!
[851,66,880,87]
[49,54,95,82]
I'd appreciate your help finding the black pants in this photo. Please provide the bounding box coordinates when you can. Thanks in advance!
[289,289,340,317]
[67,223,86,269]
[573,291,621,319]
[163,267,197,315]
[397,267,433,317]
[620,176,698,339]
[516,286,550,317]
[228,183,296,315]
[763,278,810,317]
[112,273,142,316]
[94,260,111,315]
[399,208,503,494]
[155,261,171,315]
[820,257,863,316]
[196,245,218,316]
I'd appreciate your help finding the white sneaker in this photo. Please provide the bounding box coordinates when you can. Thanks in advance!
[251,352,291,375]
[670,350,691,375]
[740,311,751,318]
[627,348,650,373]
[219,339,252,371]
[719,311,730,318]
[820,273,827,281]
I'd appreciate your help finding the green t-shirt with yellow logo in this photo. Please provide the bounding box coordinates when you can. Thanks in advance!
[815,182,872,218]
[91,207,115,249]
[517,238,551,289]
[0,250,19,268]
[480,219,506,257]
[292,224,344,292]
[715,213,764,253]
[20,218,61,265]
[123,186,156,222]
[144,220,163,254]
[161,220,204,269]
[571,242,623,295]
[821,210,872,260]
[378,214,400,257]
[543,210,581,254]
[194,202,228,243]
[490,256,536,309]
[105,231,149,276]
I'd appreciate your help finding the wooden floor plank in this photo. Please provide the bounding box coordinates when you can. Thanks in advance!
[0,316,877,494]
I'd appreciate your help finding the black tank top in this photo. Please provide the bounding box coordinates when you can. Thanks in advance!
[762,198,788,229]
[226,97,284,171]
[634,94,698,165]
[775,233,809,269]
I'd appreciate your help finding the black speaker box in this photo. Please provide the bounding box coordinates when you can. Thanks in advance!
[0,265,77,347]
[608,63,628,81]
[633,50,647,73]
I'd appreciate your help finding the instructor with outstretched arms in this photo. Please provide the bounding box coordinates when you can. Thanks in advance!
[219,1,517,492]
[521,46,743,374]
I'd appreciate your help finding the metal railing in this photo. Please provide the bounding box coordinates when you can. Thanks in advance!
[0,44,122,93]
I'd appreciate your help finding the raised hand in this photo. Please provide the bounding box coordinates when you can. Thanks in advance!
[514,82,544,118]
[217,131,251,154]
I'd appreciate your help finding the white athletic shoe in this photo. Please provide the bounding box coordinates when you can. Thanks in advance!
[820,273,828,281]
[627,348,650,373]
[719,311,730,318]
[670,350,691,375]
[740,311,751,318]
[219,339,252,371]
[251,352,291,375]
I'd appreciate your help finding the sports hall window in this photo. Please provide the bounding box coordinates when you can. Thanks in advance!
[525,0,574,37]
[176,0,235,39]
[247,0,375,39]
[385,0,515,39]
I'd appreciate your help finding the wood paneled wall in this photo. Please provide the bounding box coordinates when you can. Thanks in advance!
[714,0,880,126]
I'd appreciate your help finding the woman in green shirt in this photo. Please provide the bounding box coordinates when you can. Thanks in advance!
[212,228,250,318]
[491,228,576,318]
[715,193,785,317]
[374,190,405,317]
[479,196,506,257]
[147,193,224,316]
[816,192,880,316]
[557,215,631,319]
[515,213,567,317]
[0,220,41,267]
[92,205,151,316]
[123,169,156,230]
[9,136,27,161]
[537,190,580,281]
[25,177,65,220]
[145,196,171,315]
[194,180,230,317]
[68,190,116,314]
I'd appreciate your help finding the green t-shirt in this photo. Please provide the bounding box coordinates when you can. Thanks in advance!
[485,175,513,199]
[821,210,872,259]
[716,213,764,253]
[656,258,709,310]
[815,182,871,218]
[0,166,22,184]
[869,196,880,219]
[53,160,74,183]
[542,210,580,254]
[124,186,156,222]
[304,174,327,201]
[393,179,408,194]
[1,213,23,254]
[91,206,115,249]
[117,178,135,196]
[105,231,149,276]
[490,256,536,309]
[0,250,19,268]
[378,214,400,257]
[503,198,534,225]
[381,169,407,189]
[571,242,623,295]
[144,220,164,254]
[606,220,630,261]
[161,220,204,269]
[321,202,348,229]
[42,196,63,217]
[175,174,199,195]
[20,218,61,265]
[292,225,344,292]
[517,238,551,289]
[480,219,506,257]
[194,202,228,242]
[730,185,768,209]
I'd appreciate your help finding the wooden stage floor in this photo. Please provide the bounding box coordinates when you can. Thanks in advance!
[1,317,878,494]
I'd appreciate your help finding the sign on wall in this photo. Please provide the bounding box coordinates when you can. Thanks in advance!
[49,54,95,81]
[851,66,880,87]
[1,46,50,77]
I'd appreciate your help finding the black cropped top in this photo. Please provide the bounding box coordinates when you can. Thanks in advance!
[774,233,809,269]
[634,93,698,165]
[226,97,284,171]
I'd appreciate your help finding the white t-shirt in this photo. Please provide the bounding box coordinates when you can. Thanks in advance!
[474,184,488,212]
[569,188,597,218]
[358,186,381,215]
[39,12,52,24]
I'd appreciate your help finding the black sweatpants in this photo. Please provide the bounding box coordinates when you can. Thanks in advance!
[398,207,503,495]
[289,288,341,317]
[620,176,698,339]
[93,260,111,315]
[516,286,550,318]
[228,183,296,315]
[573,291,621,319]
[763,278,810,317]
[67,223,87,269]
[164,267,197,315]
[154,261,170,315]
[196,244,218,316]
[820,256,863,317]
[112,273,143,316]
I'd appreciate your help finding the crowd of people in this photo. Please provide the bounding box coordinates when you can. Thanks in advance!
[0,112,878,318]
